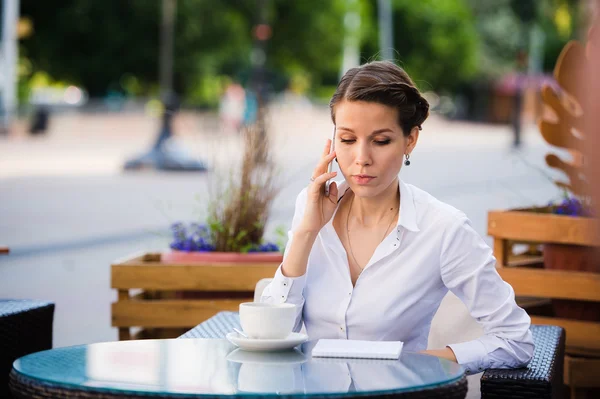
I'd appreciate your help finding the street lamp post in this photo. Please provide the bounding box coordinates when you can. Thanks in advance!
[153,0,178,152]
[0,0,19,135]
[340,0,361,78]
[377,0,394,61]
[124,0,206,171]
[249,0,270,163]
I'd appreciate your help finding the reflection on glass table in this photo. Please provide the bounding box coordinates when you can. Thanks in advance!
[11,338,466,398]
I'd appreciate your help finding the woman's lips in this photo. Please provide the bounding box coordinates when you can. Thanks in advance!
[352,175,375,184]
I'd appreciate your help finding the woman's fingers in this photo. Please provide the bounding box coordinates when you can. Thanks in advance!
[327,181,338,200]
[322,139,332,156]
[312,150,336,179]
[309,171,337,192]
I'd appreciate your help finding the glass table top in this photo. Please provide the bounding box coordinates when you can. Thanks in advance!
[13,338,464,396]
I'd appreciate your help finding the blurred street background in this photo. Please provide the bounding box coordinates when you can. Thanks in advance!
[0,0,592,347]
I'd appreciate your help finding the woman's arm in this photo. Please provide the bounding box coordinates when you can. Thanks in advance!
[260,189,311,330]
[280,228,319,277]
[438,213,534,373]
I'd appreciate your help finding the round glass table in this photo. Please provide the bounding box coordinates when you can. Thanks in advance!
[10,339,466,398]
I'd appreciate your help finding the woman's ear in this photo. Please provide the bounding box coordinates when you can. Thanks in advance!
[406,126,420,153]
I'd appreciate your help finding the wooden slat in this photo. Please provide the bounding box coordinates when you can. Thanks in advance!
[494,238,509,266]
[111,263,278,290]
[498,267,600,302]
[112,299,244,327]
[118,328,131,340]
[531,316,600,352]
[506,253,544,268]
[488,210,600,246]
[565,355,600,387]
[111,251,148,265]
[0,247,9,254]
[515,297,551,309]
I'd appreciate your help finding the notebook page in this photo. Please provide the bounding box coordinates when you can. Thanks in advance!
[312,339,403,360]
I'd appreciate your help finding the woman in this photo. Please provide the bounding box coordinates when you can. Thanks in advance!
[261,61,534,372]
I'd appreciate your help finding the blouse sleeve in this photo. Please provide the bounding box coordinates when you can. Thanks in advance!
[260,188,308,331]
[440,213,534,373]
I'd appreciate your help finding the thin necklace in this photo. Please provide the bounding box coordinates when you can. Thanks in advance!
[346,194,397,274]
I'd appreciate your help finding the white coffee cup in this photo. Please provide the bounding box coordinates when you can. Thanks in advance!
[239,302,296,339]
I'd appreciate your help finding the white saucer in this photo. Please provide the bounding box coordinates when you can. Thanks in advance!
[226,332,308,352]
[227,348,307,364]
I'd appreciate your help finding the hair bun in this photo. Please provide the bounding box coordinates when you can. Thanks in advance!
[330,61,431,135]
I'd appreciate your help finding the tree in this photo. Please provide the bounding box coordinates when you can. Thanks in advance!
[360,0,479,93]
[20,0,161,96]
[18,0,345,105]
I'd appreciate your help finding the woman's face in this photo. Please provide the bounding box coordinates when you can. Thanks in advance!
[333,100,418,198]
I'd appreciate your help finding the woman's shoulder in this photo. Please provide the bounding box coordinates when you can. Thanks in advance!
[404,182,467,227]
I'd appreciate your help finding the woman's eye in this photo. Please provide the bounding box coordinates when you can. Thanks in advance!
[374,140,391,145]
[340,139,355,144]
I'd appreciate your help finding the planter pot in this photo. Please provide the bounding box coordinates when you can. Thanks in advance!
[543,243,600,322]
[162,251,283,300]
[111,252,281,340]
[488,209,600,324]
[161,250,283,264]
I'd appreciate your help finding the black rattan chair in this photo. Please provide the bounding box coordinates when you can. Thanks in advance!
[1,300,54,399]
[481,324,565,399]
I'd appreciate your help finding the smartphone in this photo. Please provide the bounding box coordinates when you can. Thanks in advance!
[325,127,336,197]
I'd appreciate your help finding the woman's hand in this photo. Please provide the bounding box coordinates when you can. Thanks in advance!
[420,348,458,363]
[298,139,339,234]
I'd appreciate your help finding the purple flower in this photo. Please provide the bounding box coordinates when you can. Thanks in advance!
[169,221,280,253]
[552,196,592,217]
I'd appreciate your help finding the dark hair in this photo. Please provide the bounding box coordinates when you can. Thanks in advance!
[329,61,429,135]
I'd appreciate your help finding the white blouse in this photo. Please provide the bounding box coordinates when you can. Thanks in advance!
[261,179,534,373]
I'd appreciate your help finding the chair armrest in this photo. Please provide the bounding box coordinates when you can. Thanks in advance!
[179,312,241,339]
[481,324,565,398]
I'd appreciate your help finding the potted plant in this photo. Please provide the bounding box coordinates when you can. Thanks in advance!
[164,121,284,265]
[111,120,287,340]
[165,118,285,290]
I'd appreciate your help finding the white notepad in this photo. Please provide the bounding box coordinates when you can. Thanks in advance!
[312,339,403,360]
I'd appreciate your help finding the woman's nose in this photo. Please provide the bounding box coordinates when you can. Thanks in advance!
[354,144,372,166]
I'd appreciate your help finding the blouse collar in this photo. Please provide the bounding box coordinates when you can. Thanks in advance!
[334,179,420,233]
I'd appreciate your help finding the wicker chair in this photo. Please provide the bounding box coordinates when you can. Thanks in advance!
[1,300,55,399]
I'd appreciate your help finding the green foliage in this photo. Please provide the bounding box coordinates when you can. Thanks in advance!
[467,0,522,78]
[466,0,582,78]
[360,0,479,93]
[19,0,344,105]
[20,0,161,95]
[267,0,345,91]
[18,0,581,104]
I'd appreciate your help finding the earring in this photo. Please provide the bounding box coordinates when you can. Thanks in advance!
[404,154,411,166]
